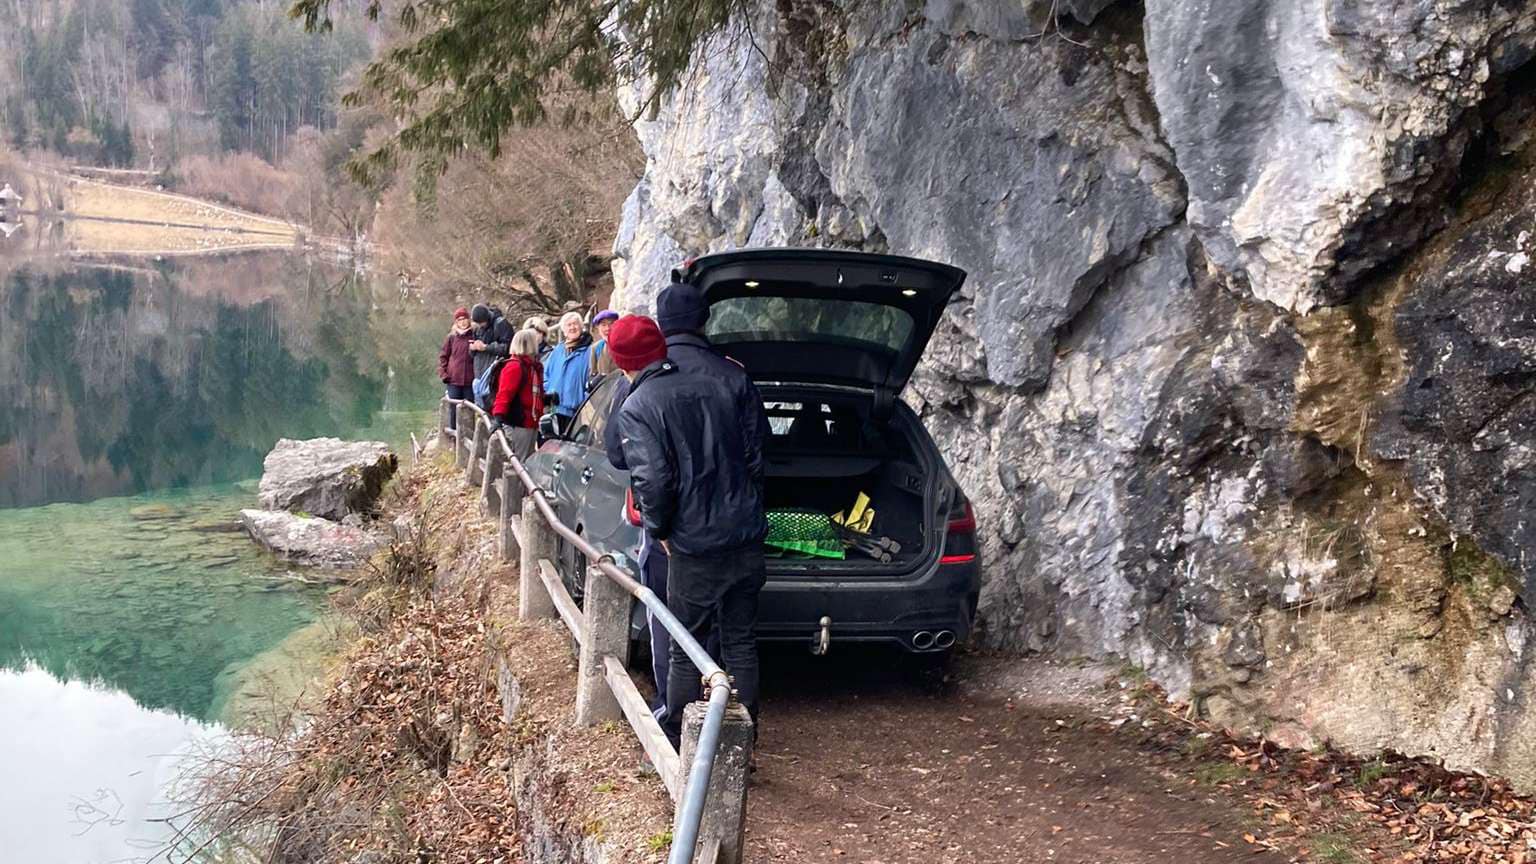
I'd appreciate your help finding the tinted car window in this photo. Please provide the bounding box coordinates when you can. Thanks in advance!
[763,401,866,451]
[706,297,915,354]
[570,373,619,446]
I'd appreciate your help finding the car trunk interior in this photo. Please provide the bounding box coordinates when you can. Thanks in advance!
[760,392,930,570]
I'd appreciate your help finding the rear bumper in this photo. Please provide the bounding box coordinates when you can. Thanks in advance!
[756,557,980,652]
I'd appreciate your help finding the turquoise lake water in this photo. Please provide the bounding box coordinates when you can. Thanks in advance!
[0,254,442,861]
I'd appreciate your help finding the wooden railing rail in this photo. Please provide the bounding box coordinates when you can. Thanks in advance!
[438,398,752,864]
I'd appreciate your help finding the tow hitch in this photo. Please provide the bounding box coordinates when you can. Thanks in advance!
[810,616,832,656]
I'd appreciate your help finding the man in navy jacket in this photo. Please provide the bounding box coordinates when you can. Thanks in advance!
[608,314,769,747]
[604,283,769,724]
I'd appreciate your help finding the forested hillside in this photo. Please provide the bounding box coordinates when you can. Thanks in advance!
[0,0,369,170]
[0,0,640,304]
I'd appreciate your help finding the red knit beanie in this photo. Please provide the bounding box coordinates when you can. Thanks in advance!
[453,307,469,320]
[607,315,668,372]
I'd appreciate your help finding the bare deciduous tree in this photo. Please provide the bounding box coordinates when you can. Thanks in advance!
[372,94,642,317]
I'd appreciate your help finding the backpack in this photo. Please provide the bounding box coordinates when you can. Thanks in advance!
[473,356,506,410]
[486,305,511,344]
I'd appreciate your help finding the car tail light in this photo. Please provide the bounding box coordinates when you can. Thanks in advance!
[946,500,976,536]
[942,498,976,564]
[624,487,642,527]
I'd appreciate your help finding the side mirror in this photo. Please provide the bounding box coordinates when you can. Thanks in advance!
[538,412,563,442]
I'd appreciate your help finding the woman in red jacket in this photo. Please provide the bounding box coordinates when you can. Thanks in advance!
[438,307,475,429]
[491,329,546,496]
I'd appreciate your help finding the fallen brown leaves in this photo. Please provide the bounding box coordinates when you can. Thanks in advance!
[1110,680,1536,864]
[295,597,520,862]
[189,586,522,863]
[1243,744,1535,864]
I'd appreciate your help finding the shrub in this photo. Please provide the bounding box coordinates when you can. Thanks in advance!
[170,152,303,218]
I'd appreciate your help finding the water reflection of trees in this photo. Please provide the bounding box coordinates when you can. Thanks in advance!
[0,255,440,508]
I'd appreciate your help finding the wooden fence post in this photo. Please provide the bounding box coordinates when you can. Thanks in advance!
[466,416,487,486]
[481,434,504,516]
[675,700,754,864]
[575,565,630,726]
[498,461,519,562]
[455,403,474,468]
[437,399,453,447]
[518,497,557,621]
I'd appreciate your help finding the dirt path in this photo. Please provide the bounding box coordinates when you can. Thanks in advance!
[746,649,1286,864]
[424,455,1528,864]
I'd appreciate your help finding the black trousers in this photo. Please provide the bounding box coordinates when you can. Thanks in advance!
[445,384,473,427]
[662,545,766,747]
[641,539,723,717]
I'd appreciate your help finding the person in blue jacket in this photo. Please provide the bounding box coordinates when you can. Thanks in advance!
[543,311,593,428]
[590,309,619,366]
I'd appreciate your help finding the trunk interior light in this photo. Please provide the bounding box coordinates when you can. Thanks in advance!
[901,289,917,296]
[744,280,760,288]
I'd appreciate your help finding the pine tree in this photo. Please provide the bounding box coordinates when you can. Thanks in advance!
[210,10,255,150]
[131,0,177,81]
[289,0,742,189]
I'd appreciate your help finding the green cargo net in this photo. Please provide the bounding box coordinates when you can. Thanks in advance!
[764,509,846,559]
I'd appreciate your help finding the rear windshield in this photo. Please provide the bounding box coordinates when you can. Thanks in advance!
[706,297,914,354]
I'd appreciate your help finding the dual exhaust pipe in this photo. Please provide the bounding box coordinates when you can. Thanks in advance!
[912,630,955,651]
[805,620,956,654]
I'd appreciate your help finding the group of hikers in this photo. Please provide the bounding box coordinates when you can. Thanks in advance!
[437,304,621,458]
[437,285,768,748]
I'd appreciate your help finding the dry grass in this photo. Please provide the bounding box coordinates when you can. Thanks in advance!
[64,220,298,256]
[57,176,302,255]
[63,178,296,231]
[171,455,672,863]
[393,456,674,861]
[171,152,307,222]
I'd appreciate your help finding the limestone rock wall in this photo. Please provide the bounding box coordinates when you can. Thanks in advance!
[610,0,1536,786]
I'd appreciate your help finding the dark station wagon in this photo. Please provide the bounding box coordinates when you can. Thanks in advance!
[523,248,981,661]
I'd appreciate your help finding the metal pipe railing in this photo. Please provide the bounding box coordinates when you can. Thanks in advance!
[447,398,733,864]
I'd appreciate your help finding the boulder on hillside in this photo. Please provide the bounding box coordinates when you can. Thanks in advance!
[240,509,385,568]
[257,438,397,521]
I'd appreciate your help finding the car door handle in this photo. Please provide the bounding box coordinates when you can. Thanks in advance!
[580,467,594,484]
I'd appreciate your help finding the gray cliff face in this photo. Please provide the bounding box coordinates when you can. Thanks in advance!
[1374,142,1536,593]
[611,0,1536,785]
[1144,0,1536,311]
[821,7,1184,390]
